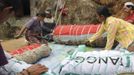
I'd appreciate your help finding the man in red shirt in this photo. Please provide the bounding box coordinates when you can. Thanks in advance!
[124,2,134,24]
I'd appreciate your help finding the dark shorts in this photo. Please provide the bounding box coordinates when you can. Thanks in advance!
[25,30,47,44]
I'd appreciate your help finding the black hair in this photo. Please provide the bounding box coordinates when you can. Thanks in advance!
[126,5,134,10]
[0,2,4,11]
[0,0,9,11]
[36,12,46,17]
[96,6,112,18]
[0,0,14,11]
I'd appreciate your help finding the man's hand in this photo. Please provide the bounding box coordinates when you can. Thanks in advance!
[85,41,91,47]
[27,64,48,75]
[14,35,21,39]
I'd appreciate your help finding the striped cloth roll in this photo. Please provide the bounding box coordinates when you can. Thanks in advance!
[11,44,51,64]
[53,24,101,35]
[53,24,101,45]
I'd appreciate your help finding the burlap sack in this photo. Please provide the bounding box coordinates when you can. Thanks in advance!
[13,44,51,63]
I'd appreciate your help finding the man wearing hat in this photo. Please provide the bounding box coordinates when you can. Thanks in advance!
[124,2,134,24]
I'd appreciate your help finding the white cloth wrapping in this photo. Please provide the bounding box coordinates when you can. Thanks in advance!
[0,52,31,75]
[5,58,31,73]
[0,58,31,75]
[59,50,134,75]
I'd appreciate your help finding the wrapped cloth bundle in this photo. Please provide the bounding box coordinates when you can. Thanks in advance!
[12,44,51,64]
[53,24,101,45]
[3,58,31,74]
[10,43,41,55]
[59,50,134,75]
[53,24,118,48]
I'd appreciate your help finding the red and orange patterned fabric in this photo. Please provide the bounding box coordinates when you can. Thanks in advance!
[10,44,41,55]
[53,24,101,35]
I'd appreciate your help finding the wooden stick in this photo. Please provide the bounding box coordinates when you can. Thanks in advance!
[56,0,66,25]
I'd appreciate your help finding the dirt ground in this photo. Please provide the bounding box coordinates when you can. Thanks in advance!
[1,37,27,52]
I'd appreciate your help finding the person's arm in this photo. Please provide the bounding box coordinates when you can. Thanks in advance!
[105,22,118,50]
[15,26,27,38]
[15,18,35,38]
[85,25,105,47]
[88,24,105,43]
[17,64,48,75]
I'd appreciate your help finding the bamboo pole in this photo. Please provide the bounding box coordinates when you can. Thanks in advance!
[56,0,66,25]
